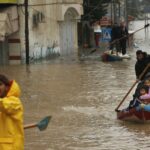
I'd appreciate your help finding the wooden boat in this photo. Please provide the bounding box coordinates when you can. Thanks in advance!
[101,24,150,62]
[117,99,150,122]
[101,50,130,62]
[117,108,150,123]
[115,57,150,123]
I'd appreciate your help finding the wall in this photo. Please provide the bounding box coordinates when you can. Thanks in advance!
[18,0,83,63]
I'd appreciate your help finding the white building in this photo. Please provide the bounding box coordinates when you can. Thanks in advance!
[0,0,83,64]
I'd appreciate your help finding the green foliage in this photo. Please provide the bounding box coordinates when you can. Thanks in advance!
[82,0,111,22]
[127,0,140,17]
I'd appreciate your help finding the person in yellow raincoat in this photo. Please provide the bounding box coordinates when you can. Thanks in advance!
[0,74,24,150]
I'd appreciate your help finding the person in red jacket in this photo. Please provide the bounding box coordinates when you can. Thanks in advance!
[0,74,24,150]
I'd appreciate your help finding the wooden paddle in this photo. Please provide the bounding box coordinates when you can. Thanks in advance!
[115,63,150,112]
[24,116,52,131]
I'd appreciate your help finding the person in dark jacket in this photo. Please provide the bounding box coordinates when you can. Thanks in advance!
[135,50,150,80]
[133,50,150,99]
[110,23,122,52]
[120,22,128,55]
[123,51,150,111]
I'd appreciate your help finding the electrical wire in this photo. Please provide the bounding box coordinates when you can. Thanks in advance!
[18,0,110,21]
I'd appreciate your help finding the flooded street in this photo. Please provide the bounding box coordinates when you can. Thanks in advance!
[1,21,150,150]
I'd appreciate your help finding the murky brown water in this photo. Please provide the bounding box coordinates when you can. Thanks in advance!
[1,44,150,149]
[0,19,150,150]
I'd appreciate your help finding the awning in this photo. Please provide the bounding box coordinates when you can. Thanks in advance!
[0,6,19,41]
[0,0,17,4]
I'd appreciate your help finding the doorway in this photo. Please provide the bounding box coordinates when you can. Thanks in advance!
[59,8,78,56]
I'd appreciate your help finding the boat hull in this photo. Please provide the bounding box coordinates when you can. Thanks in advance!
[117,108,150,123]
[101,53,122,61]
[101,51,130,62]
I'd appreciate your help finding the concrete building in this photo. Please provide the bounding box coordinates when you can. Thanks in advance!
[0,0,83,64]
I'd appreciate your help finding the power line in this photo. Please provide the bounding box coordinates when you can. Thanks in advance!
[18,2,82,6]
[18,0,110,21]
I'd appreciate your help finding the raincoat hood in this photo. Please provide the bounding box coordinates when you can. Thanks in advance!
[7,80,21,97]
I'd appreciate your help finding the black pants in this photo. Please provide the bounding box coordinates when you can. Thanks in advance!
[120,39,127,55]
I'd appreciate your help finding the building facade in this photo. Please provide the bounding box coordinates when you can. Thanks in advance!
[0,0,83,64]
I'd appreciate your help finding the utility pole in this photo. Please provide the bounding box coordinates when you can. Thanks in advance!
[25,0,29,65]
[125,0,128,28]
[111,0,113,26]
[118,1,120,21]
[113,0,117,23]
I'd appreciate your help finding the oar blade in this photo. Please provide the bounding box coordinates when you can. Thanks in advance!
[144,24,150,28]
[37,116,52,131]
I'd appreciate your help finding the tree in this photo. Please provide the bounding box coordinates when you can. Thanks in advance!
[127,0,140,18]
[82,0,111,22]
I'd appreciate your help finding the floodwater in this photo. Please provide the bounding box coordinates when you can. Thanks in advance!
[1,20,150,150]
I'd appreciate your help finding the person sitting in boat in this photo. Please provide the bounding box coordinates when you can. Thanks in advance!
[139,79,150,103]
[127,85,150,110]
[133,76,150,99]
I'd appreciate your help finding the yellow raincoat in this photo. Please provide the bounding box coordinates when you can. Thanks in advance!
[0,80,24,150]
